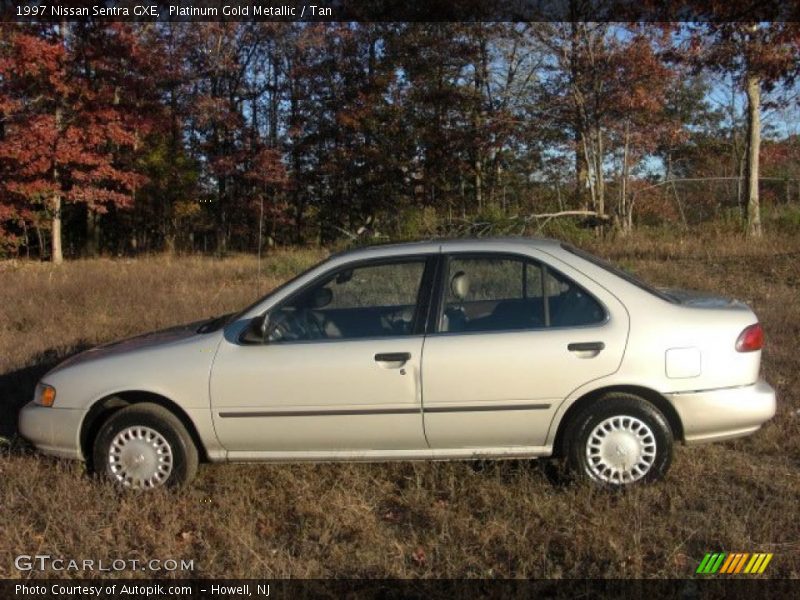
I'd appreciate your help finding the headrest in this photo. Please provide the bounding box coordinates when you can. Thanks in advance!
[450,271,470,301]
[308,286,333,309]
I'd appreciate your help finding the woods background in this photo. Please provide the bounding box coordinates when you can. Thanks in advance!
[1,21,799,262]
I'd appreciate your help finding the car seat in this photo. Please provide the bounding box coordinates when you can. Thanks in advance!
[444,271,470,332]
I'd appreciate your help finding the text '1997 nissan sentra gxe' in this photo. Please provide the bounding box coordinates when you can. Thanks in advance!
[19,238,776,489]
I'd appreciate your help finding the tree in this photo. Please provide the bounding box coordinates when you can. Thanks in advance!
[534,24,678,233]
[687,23,800,236]
[0,22,155,261]
[179,23,287,253]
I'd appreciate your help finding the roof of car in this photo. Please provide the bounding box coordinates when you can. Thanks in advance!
[329,236,563,260]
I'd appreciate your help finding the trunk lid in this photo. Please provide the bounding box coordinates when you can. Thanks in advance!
[660,288,749,311]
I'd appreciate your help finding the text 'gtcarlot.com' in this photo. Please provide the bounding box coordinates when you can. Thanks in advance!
[14,554,194,572]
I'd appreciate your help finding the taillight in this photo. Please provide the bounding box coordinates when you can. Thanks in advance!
[736,323,764,352]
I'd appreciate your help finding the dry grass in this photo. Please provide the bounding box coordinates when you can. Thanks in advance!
[0,232,798,579]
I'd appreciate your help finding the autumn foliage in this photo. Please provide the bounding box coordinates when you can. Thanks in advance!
[0,22,798,259]
[0,23,159,259]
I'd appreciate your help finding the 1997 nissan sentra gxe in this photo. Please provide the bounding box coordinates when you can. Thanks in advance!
[19,238,776,489]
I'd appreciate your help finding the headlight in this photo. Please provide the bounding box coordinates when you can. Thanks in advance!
[34,383,56,407]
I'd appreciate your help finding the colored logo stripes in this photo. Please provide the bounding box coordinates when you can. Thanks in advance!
[696,552,773,574]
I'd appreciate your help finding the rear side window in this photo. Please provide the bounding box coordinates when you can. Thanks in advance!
[439,255,605,333]
[545,267,606,327]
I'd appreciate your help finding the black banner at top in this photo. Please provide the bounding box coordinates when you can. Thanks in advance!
[2,0,800,23]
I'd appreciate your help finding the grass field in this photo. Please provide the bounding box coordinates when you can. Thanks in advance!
[0,231,798,579]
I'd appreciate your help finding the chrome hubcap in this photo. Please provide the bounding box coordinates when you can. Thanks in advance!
[586,415,656,484]
[108,426,173,488]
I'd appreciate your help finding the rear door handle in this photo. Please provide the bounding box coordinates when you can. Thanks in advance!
[374,352,411,363]
[568,342,605,353]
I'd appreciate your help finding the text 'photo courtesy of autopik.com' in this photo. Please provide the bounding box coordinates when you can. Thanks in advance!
[1,0,798,597]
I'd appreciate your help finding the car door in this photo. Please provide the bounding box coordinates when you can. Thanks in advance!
[421,250,629,449]
[210,256,435,456]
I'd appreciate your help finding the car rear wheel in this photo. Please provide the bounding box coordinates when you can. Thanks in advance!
[565,393,673,487]
[93,403,198,489]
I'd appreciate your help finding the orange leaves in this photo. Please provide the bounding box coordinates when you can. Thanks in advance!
[246,148,287,186]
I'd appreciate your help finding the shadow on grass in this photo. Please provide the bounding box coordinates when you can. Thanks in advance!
[468,457,575,489]
[0,343,92,449]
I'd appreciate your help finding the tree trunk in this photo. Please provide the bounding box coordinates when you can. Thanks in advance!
[580,132,597,212]
[85,209,100,257]
[50,23,67,264]
[618,120,631,235]
[472,35,486,213]
[570,21,588,212]
[594,126,605,221]
[51,105,64,264]
[22,219,29,259]
[164,232,176,255]
[575,138,588,211]
[475,157,483,212]
[35,224,45,260]
[744,72,762,237]
[51,193,63,264]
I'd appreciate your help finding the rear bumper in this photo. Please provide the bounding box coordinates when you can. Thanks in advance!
[666,379,776,445]
[17,402,84,460]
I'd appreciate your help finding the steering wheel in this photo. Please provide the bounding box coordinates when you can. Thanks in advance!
[268,307,326,342]
[268,311,300,342]
[299,308,327,340]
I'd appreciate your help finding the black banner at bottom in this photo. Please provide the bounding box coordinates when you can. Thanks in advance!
[3,579,798,600]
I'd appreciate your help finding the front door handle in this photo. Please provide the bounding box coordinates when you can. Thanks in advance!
[374,352,411,363]
[568,341,605,354]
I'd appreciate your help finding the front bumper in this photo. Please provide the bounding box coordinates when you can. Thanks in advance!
[17,402,85,460]
[666,379,776,445]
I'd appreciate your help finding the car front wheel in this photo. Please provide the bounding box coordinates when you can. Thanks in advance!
[566,393,673,487]
[93,402,198,489]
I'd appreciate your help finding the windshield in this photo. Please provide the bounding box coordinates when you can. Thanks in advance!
[196,257,332,334]
[561,243,676,303]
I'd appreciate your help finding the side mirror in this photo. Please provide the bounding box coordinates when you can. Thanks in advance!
[241,313,270,344]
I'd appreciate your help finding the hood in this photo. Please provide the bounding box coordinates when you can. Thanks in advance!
[49,319,207,373]
[660,288,747,310]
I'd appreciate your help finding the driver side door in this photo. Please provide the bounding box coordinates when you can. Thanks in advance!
[209,256,435,457]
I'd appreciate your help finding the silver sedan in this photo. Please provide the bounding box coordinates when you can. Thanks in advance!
[19,238,776,489]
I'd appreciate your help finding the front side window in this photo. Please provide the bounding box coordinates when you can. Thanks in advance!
[267,260,426,342]
[439,254,605,333]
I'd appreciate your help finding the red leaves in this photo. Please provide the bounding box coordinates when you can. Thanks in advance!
[0,23,157,222]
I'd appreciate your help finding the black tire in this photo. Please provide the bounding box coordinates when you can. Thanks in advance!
[565,393,673,488]
[93,402,198,489]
